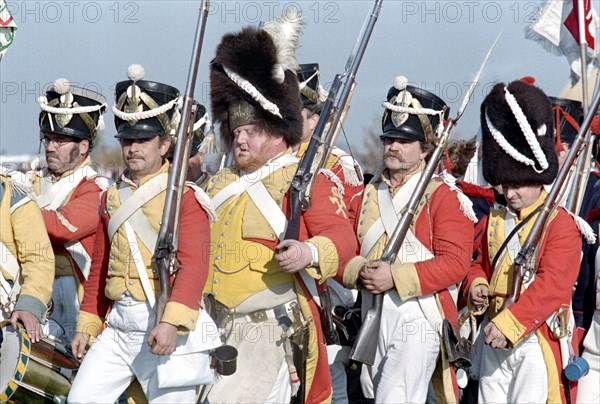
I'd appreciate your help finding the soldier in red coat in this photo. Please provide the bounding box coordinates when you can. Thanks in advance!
[339,77,475,403]
[464,80,581,404]
[204,15,357,404]
[30,79,109,343]
[295,62,364,403]
[69,66,215,403]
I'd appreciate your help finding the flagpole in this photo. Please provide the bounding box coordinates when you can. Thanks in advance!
[579,0,589,113]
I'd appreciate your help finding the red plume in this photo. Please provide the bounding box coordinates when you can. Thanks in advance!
[519,76,536,86]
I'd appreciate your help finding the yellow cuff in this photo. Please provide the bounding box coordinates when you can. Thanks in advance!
[491,308,527,346]
[390,262,422,301]
[76,311,104,338]
[162,301,199,332]
[307,236,339,280]
[467,277,490,314]
[342,256,367,289]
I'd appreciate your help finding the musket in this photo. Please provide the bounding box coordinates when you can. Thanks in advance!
[350,33,501,366]
[154,0,210,325]
[564,71,600,215]
[283,0,383,348]
[502,77,600,311]
[289,0,382,216]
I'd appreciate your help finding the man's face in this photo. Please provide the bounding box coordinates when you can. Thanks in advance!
[300,108,319,142]
[382,137,427,175]
[233,124,282,172]
[120,135,170,180]
[501,184,543,211]
[43,133,87,176]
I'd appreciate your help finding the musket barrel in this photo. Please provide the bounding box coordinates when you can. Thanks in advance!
[154,0,211,324]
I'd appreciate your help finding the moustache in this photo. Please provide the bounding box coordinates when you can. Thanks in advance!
[383,152,403,160]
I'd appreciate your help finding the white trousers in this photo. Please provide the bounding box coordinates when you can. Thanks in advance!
[68,294,197,403]
[49,276,79,343]
[369,293,440,404]
[577,310,600,404]
[206,316,292,404]
[478,332,548,404]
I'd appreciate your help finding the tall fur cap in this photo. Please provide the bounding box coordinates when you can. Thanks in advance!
[481,80,558,186]
[210,26,303,151]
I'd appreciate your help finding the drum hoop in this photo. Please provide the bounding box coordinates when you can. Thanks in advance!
[0,322,32,402]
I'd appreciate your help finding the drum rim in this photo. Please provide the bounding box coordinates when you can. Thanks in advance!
[0,322,32,402]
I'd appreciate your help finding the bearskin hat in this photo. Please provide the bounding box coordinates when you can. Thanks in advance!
[210,11,305,151]
[481,80,558,186]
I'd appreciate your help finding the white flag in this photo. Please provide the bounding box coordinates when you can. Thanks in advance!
[526,0,599,84]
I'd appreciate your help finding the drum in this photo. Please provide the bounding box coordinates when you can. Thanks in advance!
[0,322,79,403]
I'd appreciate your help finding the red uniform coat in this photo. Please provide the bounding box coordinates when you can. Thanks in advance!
[464,204,581,403]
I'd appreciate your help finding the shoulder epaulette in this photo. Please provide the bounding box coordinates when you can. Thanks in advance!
[185,181,218,222]
[437,171,478,223]
[562,207,596,244]
[7,176,36,213]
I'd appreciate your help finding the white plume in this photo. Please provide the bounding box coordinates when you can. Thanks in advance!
[127,64,145,82]
[262,8,305,78]
[53,78,70,95]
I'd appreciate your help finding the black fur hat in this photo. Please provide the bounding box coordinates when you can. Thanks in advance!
[211,12,305,152]
[481,80,558,186]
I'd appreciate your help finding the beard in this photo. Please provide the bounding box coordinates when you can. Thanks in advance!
[234,142,273,173]
[46,146,81,176]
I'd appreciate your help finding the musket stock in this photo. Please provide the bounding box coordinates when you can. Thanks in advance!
[350,34,501,365]
[154,0,210,324]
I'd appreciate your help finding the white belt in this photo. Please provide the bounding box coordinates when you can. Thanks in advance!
[219,299,299,324]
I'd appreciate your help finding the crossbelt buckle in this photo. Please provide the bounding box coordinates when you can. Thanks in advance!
[249,309,269,323]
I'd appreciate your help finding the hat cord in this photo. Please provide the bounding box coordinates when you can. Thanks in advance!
[382,101,443,117]
[222,66,282,119]
[503,87,549,172]
[112,96,180,122]
[38,96,106,115]
[485,113,547,174]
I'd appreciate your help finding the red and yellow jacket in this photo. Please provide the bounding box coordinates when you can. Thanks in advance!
[464,191,581,403]
[339,166,474,403]
[76,164,211,337]
[30,158,109,300]
[206,150,358,403]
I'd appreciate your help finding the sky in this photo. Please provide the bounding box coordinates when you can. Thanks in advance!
[0,0,585,159]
